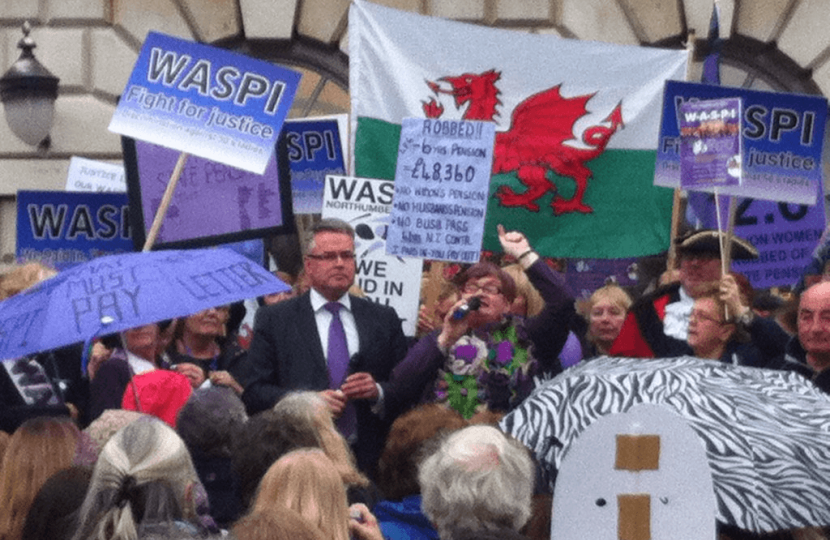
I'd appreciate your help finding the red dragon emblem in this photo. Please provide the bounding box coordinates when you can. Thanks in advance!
[422,70,623,214]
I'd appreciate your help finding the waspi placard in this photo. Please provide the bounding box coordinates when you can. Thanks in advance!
[109,32,301,175]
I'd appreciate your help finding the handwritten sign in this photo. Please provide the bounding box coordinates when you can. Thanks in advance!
[0,248,289,361]
[387,118,495,263]
[322,175,422,336]
[65,157,126,192]
[284,118,347,214]
[123,137,293,250]
[16,190,133,270]
[679,97,742,190]
[656,81,827,205]
[109,32,301,174]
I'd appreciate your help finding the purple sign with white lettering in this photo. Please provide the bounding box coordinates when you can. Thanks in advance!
[679,97,742,190]
[687,189,826,289]
[656,81,827,206]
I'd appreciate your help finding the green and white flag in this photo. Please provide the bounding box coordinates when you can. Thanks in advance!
[349,0,688,258]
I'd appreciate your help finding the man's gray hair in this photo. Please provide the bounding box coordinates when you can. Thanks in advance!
[304,218,355,254]
[418,425,534,539]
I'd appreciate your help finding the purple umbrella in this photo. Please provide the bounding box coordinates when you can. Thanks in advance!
[0,247,289,361]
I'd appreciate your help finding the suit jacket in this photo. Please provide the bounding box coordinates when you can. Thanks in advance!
[242,291,409,474]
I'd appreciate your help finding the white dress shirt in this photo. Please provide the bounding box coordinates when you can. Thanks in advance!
[663,286,694,341]
[309,288,359,365]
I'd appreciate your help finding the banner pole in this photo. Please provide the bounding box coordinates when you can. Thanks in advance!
[667,31,696,273]
[667,189,684,272]
[723,195,737,272]
[715,188,726,274]
[142,152,189,252]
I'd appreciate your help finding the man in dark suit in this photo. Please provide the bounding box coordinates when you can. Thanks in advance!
[242,218,409,475]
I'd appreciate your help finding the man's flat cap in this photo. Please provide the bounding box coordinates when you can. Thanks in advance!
[676,229,759,260]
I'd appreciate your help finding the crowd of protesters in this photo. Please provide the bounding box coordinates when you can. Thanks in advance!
[2,217,830,540]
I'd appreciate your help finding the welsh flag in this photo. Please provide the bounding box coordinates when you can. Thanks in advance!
[349,0,688,258]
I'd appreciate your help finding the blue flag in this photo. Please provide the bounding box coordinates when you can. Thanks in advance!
[702,3,721,85]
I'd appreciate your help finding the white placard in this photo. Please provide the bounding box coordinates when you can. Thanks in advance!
[65,157,126,192]
[552,404,716,540]
[387,118,495,263]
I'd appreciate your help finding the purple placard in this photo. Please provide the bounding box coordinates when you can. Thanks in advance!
[566,258,640,299]
[679,97,742,190]
[687,189,826,289]
[16,190,133,270]
[284,118,347,214]
[124,138,293,249]
[656,81,827,206]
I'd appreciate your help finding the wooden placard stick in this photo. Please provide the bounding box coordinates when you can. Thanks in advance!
[142,151,189,251]
[667,188,684,273]
[666,31,697,273]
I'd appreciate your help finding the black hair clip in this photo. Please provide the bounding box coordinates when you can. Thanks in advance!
[115,475,137,509]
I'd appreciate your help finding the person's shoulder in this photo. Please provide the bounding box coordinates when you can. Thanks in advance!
[257,292,309,318]
[630,282,681,310]
[350,293,379,310]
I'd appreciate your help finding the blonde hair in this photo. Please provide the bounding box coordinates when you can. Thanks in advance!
[587,284,632,317]
[501,264,544,317]
[0,416,80,540]
[348,283,366,298]
[0,262,57,300]
[253,449,350,540]
[272,392,369,487]
[583,284,633,349]
[71,418,201,540]
[232,508,325,540]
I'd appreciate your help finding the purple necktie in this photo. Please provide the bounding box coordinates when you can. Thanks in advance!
[324,302,356,438]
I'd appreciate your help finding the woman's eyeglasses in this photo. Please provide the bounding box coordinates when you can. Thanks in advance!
[463,282,501,296]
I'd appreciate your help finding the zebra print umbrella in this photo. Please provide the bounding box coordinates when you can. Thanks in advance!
[501,356,830,532]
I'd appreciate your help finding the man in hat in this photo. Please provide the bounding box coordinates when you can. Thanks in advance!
[610,230,759,358]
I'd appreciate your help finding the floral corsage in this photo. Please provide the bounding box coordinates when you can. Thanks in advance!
[434,320,538,419]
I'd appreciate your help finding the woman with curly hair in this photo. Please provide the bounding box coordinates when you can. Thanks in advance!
[0,416,81,540]
[383,225,574,420]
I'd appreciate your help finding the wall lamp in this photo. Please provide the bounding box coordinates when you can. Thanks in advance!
[0,21,59,149]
